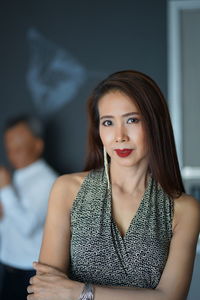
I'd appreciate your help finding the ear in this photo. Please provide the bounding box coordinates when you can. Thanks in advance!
[35,138,44,157]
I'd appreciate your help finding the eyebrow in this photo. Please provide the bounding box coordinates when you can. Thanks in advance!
[100,112,140,120]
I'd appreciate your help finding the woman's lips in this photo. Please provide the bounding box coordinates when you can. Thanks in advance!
[114,149,133,157]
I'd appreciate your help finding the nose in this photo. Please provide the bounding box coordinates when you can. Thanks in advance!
[115,126,129,143]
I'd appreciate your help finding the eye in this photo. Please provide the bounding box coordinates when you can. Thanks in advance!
[102,120,113,126]
[127,117,139,124]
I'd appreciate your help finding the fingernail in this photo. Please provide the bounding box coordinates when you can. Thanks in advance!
[33,261,37,268]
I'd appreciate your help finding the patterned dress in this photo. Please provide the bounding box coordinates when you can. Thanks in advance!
[69,168,173,288]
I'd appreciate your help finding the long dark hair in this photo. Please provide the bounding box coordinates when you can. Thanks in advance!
[84,70,185,198]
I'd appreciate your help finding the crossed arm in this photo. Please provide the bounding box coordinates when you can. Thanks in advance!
[27,175,200,300]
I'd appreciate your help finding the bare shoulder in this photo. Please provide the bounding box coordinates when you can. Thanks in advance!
[49,170,90,210]
[173,193,200,233]
[55,171,89,191]
[174,193,200,216]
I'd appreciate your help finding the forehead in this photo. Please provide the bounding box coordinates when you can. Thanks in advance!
[5,123,35,146]
[98,91,139,114]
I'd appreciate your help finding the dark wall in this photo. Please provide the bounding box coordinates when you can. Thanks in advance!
[0,0,167,173]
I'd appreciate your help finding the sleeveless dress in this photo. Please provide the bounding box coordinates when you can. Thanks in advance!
[69,168,173,289]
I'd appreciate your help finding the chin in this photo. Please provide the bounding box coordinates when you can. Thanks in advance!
[112,157,136,167]
[112,155,148,169]
[13,164,25,169]
[11,162,28,169]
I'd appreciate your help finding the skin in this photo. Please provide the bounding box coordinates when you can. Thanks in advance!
[27,91,200,300]
[99,91,150,235]
[0,167,11,188]
[0,202,3,218]
[0,122,44,218]
[3,122,44,170]
[0,122,44,187]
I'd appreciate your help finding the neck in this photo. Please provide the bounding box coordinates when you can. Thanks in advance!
[109,161,149,194]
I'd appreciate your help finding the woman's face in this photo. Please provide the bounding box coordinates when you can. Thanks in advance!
[98,90,149,169]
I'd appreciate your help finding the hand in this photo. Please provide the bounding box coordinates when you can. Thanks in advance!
[0,202,3,219]
[0,167,11,188]
[27,262,84,300]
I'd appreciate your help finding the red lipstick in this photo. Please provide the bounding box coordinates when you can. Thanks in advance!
[115,149,133,157]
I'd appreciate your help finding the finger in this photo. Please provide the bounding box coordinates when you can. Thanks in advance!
[29,273,52,284]
[33,261,64,275]
[29,274,47,285]
[32,273,66,284]
[29,275,37,284]
[29,276,34,284]
[27,284,34,294]
[29,273,50,284]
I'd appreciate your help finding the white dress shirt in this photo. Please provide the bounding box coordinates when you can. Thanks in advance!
[0,159,57,270]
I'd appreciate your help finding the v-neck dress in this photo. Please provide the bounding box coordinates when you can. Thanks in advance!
[69,168,173,289]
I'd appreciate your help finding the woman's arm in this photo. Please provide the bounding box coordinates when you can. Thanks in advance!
[38,175,72,272]
[27,173,86,299]
[39,172,88,272]
[28,191,200,300]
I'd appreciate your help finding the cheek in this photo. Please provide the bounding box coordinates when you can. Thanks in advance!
[99,127,114,145]
[138,130,148,151]
[129,127,147,147]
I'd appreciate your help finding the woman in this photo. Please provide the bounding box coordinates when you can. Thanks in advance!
[27,70,200,300]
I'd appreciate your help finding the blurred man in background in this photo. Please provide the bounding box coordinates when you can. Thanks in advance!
[0,115,58,300]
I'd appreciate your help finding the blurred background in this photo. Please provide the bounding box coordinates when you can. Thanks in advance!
[0,0,167,173]
[0,0,199,298]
